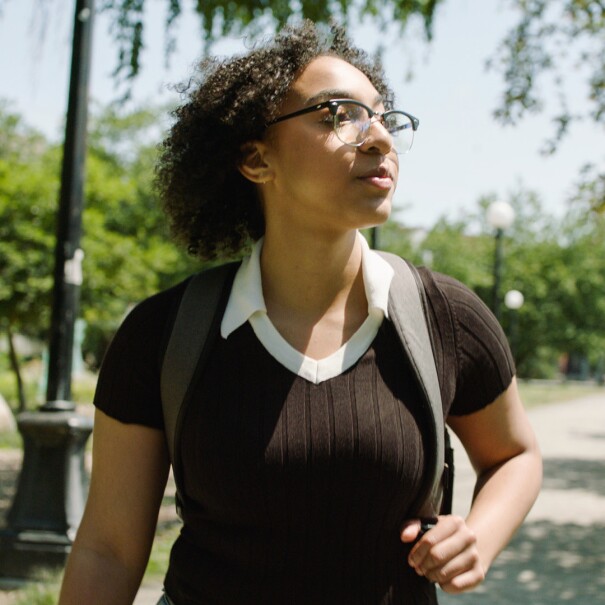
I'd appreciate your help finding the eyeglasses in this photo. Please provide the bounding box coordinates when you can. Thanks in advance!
[266,98,419,154]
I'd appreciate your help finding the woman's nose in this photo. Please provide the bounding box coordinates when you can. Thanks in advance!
[358,117,394,155]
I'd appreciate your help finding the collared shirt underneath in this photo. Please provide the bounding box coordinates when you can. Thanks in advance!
[220,232,394,384]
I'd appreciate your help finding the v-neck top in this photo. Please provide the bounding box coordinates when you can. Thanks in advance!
[93,258,515,604]
[221,233,394,384]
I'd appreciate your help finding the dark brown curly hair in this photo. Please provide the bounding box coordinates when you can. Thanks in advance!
[156,20,394,260]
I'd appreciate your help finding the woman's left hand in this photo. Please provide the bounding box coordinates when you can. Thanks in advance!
[400,515,486,593]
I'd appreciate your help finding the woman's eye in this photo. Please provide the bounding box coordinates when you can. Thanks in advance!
[336,109,354,123]
[336,104,366,124]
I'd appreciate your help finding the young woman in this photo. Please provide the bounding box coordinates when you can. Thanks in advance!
[59,21,542,605]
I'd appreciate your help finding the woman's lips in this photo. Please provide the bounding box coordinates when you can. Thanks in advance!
[358,174,393,190]
[357,166,394,190]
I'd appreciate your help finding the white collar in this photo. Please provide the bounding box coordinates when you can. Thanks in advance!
[221,232,394,339]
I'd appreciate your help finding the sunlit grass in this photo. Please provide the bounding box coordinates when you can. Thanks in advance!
[518,380,604,408]
[0,568,63,605]
[144,521,182,581]
[0,363,97,413]
[0,430,21,449]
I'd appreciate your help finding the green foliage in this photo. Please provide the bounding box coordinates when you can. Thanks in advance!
[82,104,201,364]
[0,427,22,449]
[98,0,444,83]
[499,195,605,375]
[423,219,493,291]
[0,103,58,338]
[488,0,605,153]
[382,188,605,379]
[570,163,605,214]
[485,1,604,218]
[0,101,200,379]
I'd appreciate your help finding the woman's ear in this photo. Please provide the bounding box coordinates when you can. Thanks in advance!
[238,141,274,184]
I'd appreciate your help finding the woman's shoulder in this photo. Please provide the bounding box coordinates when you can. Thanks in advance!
[417,267,515,416]
[123,277,191,331]
[418,268,500,337]
[421,269,486,309]
[93,277,193,429]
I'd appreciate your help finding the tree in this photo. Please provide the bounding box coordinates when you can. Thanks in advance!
[80,103,199,366]
[0,102,198,408]
[0,104,59,410]
[489,1,604,147]
[97,0,443,84]
[488,1,605,212]
[0,0,442,89]
[569,163,605,214]
[383,188,605,379]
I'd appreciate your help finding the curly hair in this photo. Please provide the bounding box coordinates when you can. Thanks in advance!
[156,20,394,260]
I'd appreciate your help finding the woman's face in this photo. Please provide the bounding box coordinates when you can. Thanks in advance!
[259,55,400,237]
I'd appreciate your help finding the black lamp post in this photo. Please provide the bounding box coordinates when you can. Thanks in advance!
[486,200,515,323]
[0,0,95,579]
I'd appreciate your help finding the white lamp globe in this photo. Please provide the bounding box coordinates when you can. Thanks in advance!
[504,289,524,310]
[487,201,515,230]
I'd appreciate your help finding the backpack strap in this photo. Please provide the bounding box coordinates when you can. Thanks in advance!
[161,254,450,519]
[377,251,446,517]
[160,262,239,515]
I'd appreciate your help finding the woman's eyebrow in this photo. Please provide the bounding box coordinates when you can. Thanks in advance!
[303,89,384,107]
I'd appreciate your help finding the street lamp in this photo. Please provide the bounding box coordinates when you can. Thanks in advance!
[504,289,524,360]
[487,200,515,322]
[0,0,95,579]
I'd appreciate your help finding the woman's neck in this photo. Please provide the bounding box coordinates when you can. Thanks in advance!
[261,229,362,311]
[259,228,369,358]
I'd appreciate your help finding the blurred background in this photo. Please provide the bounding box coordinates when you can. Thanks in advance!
[0,1,603,602]
[1,0,604,406]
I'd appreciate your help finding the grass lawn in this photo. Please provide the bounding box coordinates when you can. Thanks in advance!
[145,521,182,580]
[517,380,604,408]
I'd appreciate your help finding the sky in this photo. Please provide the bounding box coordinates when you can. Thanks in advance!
[0,0,602,229]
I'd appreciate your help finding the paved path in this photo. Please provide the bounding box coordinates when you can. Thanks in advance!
[2,391,605,603]
[439,392,605,605]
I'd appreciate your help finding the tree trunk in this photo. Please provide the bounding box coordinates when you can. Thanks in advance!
[6,323,27,413]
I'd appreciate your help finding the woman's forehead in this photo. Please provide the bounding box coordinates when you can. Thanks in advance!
[284,56,382,109]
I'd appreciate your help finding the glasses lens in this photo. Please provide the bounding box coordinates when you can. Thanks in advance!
[384,112,415,154]
[333,104,415,153]
[333,102,370,146]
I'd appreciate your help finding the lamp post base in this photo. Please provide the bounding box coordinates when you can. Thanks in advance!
[0,530,71,579]
[0,407,93,580]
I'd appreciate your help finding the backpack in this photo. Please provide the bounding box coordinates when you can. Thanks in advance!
[160,252,454,520]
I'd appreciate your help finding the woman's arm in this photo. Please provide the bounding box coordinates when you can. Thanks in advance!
[59,409,170,605]
[401,377,542,593]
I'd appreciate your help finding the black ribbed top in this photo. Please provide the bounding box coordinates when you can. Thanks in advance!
[166,320,435,604]
[94,267,515,604]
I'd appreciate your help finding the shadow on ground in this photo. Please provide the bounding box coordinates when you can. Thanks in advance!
[0,457,19,529]
[542,458,605,496]
[439,521,605,605]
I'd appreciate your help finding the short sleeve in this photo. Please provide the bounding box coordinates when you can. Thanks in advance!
[93,281,188,429]
[425,272,515,416]
[421,269,515,416]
